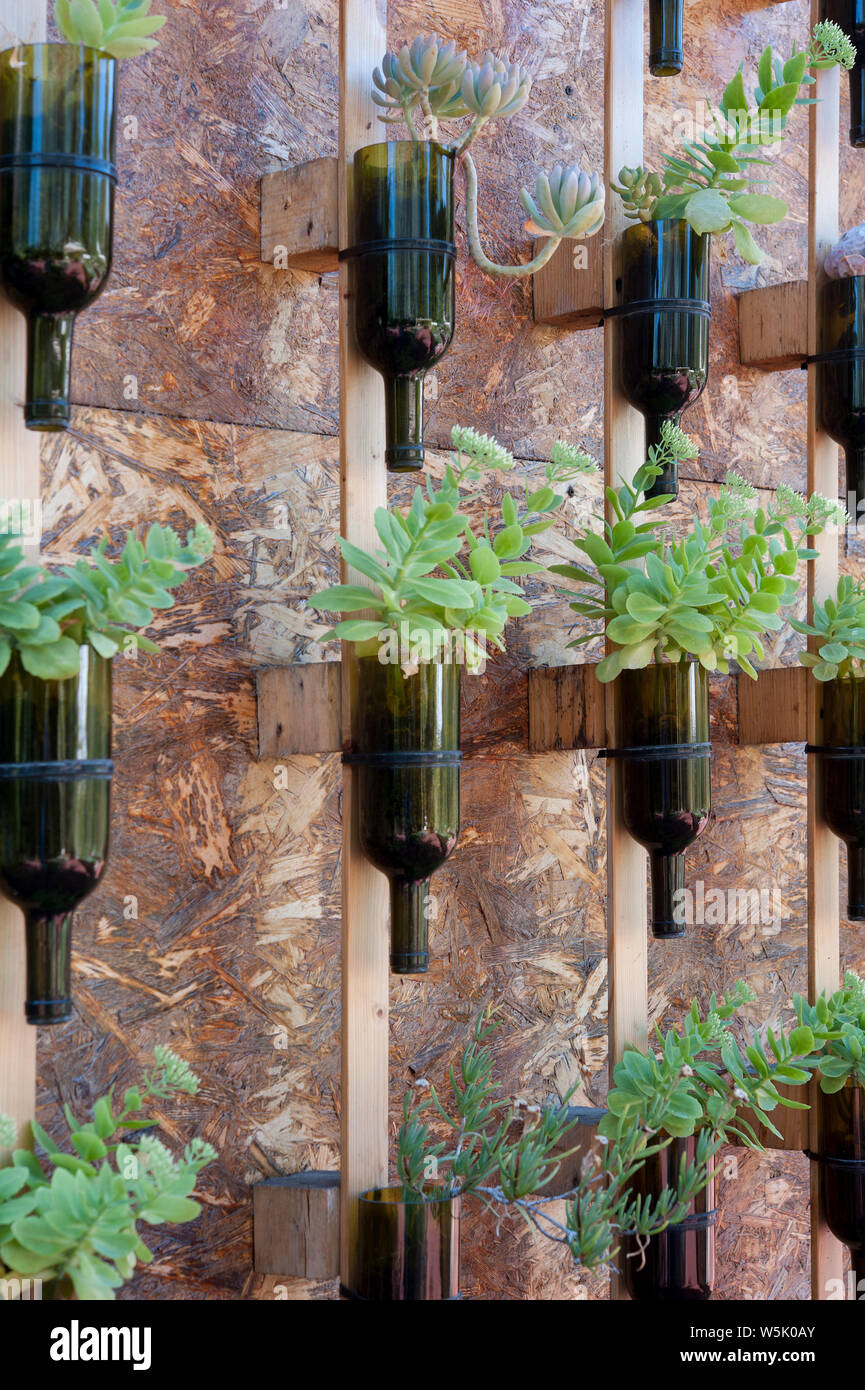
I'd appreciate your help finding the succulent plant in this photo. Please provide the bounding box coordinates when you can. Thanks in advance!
[368,35,604,279]
[521,164,605,240]
[791,574,865,681]
[612,26,854,263]
[0,517,214,680]
[459,53,532,123]
[54,0,167,59]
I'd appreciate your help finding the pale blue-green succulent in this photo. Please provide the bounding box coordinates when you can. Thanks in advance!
[522,164,605,240]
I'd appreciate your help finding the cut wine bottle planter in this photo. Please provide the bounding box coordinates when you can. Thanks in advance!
[0,645,111,1024]
[612,662,711,939]
[350,1185,460,1301]
[815,1083,865,1291]
[815,275,865,520]
[613,219,710,498]
[825,0,865,146]
[0,44,117,431]
[649,0,684,77]
[344,141,455,472]
[346,656,460,974]
[621,1135,717,1301]
[809,673,865,921]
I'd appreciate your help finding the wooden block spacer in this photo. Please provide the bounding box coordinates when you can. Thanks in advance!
[253,1171,340,1279]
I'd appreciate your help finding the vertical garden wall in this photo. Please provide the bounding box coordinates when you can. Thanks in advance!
[24,0,865,1299]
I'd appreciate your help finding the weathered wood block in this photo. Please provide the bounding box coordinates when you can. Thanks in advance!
[527,664,606,751]
[253,1172,340,1279]
[260,157,339,273]
[737,280,807,371]
[532,235,604,328]
[257,662,342,756]
[736,666,807,745]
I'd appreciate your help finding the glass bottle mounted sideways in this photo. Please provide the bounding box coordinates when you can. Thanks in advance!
[349,654,460,974]
[649,0,684,76]
[0,44,117,431]
[818,1082,865,1292]
[349,141,455,471]
[617,219,710,498]
[351,1185,460,1300]
[817,673,865,920]
[823,0,865,146]
[621,1135,716,1300]
[614,661,711,938]
[817,275,865,524]
[0,645,111,1023]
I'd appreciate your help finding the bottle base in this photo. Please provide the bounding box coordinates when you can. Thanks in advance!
[649,51,683,77]
[26,996,73,1025]
[851,127,865,148]
[847,902,865,922]
[390,951,430,975]
[386,445,424,471]
[651,921,687,940]
[25,399,70,431]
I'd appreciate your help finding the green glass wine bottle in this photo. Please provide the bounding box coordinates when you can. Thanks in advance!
[621,1135,716,1300]
[617,219,710,498]
[818,1083,865,1292]
[353,1185,460,1300]
[349,654,460,974]
[615,661,711,939]
[823,0,865,146]
[817,275,865,524]
[0,645,111,1024]
[349,141,455,471]
[817,674,865,920]
[0,44,117,431]
[649,0,684,76]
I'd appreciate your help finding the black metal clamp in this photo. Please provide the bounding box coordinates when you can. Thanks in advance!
[338,237,457,262]
[599,741,712,762]
[342,750,462,768]
[603,296,712,322]
[0,151,118,183]
[0,759,114,781]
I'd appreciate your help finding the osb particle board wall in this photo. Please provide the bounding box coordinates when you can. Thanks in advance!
[31,0,865,1300]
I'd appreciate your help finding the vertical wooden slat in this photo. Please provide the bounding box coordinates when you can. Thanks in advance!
[806,7,845,1300]
[0,0,46,1163]
[338,0,390,1293]
[604,0,647,1063]
[604,0,646,1301]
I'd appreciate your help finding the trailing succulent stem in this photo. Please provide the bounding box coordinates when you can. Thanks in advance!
[612,23,854,263]
[370,33,605,279]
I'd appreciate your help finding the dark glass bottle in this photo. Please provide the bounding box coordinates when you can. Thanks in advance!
[353,1185,460,1300]
[818,1083,865,1292]
[350,142,455,471]
[816,276,865,523]
[817,675,865,920]
[0,645,111,1023]
[621,1135,716,1300]
[649,0,684,76]
[0,44,117,431]
[617,219,710,498]
[823,0,865,146]
[349,655,460,974]
[615,661,711,938]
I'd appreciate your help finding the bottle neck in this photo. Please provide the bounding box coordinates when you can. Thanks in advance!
[25,911,74,1025]
[389,878,430,974]
[850,63,865,148]
[847,842,865,922]
[384,376,425,472]
[26,313,76,431]
[650,851,687,939]
[644,413,680,499]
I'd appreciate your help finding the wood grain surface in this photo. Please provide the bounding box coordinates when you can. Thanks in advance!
[27,0,865,1301]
